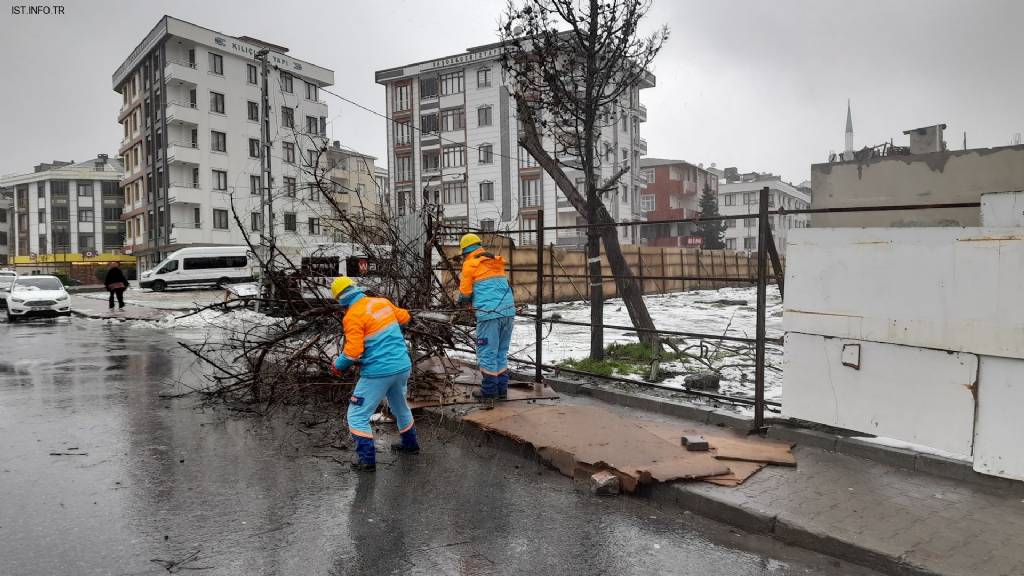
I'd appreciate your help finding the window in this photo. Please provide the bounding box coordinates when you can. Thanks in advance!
[307,149,318,167]
[78,208,94,223]
[725,219,737,228]
[745,218,756,228]
[395,156,413,181]
[420,113,438,134]
[422,151,440,172]
[251,212,264,232]
[52,206,69,221]
[210,91,225,113]
[440,108,465,132]
[394,121,412,145]
[284,177,297,197]
[212,170,227,191]
[280,72,293,93]
[182,256,247,270]
[744,192,755,205]
[103,207,120,221]
[248,101,259,121]
[211,131,226,152]
[213,209,229,229]
[394,84,411,110]
[247,64,257,84]
[251,175,261,196]
[249,138,260,158]
[480,219,495,232]
[37,182,46,197]
[477,68,491,88]
[77,182,94,197]
[744,237,756,250]
[722,193,735,206]
[621,111,628,132]
[38,210,46,223]
[442,145,465,168]
[284,213,296,232]
[479,144,493,164]
[308,217,320,235]
[79,233,95,249]
[209,52,223,75]
[419,77,438,99]
[283,142,295,163]
[520,178,540,207]
[306,116,319,134]
[640,194,655,212]
[477,106,492,127]
[443,181,467,204]
[308,183,320,201]
[281,106,294,128]
[479,181,494,201]
[725,238,736,250]
[305,81,318,101]
[440,72,464,95]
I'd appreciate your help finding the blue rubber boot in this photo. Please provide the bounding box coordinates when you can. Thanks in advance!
[496,372,510,399]
[351,436,376,472]
[472,374,500,400]
[390,427,421,454]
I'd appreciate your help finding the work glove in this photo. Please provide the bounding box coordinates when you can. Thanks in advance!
[329,364,344,378]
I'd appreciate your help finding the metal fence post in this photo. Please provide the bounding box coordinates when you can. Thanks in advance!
[754,186,769,433]
[535,208,544,386]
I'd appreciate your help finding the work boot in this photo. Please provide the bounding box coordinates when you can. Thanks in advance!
[351,436,376,472]
[390,427,420,454]
[496,372,510,399]
[473,374,500,401]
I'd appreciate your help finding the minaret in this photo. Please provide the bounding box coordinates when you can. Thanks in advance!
[843,99,854,161]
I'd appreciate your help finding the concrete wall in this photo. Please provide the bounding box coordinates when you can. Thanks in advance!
[783,227,1024,477]
[809,145,1024,227]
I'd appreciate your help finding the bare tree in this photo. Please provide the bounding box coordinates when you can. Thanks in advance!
[501,0,668,358]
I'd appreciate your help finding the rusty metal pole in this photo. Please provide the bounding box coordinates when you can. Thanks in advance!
[753,186,769,433]
[535,209,545,387]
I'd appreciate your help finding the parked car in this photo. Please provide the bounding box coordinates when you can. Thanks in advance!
[138,246,255,292]
[5,275,71,321]
[0,270,17,310]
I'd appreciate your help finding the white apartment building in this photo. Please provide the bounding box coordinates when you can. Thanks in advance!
[718,174,811,256]
[1,156,125,259]
[112,16,336,269]
[375,42,652,248]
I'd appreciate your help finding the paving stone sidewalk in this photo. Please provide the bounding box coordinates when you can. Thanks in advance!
[70,295,170,321]
[437,393,1024,576]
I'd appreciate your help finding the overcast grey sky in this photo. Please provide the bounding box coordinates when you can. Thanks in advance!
[1,0,1022,183]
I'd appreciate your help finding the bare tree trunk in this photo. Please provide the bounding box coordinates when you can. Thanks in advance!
[518,104,658,351]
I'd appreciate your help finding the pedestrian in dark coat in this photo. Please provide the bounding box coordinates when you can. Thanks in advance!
[105,262,128,310]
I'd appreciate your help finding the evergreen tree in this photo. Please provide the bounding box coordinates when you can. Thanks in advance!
[695,183,726,249]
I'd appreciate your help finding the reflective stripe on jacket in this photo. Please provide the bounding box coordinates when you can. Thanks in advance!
[458,247,515,321]
[335,292,412,377]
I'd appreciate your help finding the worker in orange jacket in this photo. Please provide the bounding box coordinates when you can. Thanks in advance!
[329,276,419,472]
[458,233,516,400]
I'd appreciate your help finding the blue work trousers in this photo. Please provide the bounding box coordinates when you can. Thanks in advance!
[347,368,414,439]
[476,316,513,376]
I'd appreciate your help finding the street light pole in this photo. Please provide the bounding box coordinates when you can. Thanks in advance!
[256,49,275,302]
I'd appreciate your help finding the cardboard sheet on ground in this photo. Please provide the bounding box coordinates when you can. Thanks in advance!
[463,404,731,491]
[637,421,797,467]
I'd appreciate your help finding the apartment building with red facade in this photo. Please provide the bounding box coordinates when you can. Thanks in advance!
[637,158,719,247]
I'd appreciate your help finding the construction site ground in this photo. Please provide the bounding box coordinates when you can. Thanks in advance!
[426,388,1024,576]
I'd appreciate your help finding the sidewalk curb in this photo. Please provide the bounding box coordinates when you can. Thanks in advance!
[424,402,941,576]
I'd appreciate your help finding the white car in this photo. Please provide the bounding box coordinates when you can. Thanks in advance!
[0,271,16,310]
[5,275,72,321]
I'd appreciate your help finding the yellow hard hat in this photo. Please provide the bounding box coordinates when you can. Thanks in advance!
[331,276,355,300]
[460,233,482,252]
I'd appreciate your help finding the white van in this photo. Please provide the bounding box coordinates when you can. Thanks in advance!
[139,246,255,292]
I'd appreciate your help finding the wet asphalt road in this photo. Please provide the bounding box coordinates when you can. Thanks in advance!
[0,318,880,576]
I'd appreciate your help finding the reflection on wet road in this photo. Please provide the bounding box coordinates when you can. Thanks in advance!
[0,318,877,575]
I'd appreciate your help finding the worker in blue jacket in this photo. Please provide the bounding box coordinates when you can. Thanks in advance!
[457,233,516,400]
[330,276,419,472]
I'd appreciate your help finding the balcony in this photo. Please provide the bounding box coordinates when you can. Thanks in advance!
[169,223,208,245]
[168,183,205,205]
[164,60,199,87]
[637,104,647,122]
[166,142,200,165]
[165,101,200,126]
[638,138,648,156]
